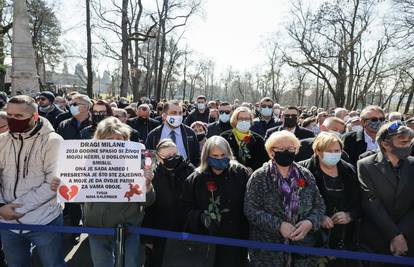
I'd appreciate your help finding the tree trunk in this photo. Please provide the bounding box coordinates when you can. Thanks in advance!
[182,51,187,100]
[404,81,414,114]
[155,0,168,101]
[86,0,93,98]
[120,0,129,97]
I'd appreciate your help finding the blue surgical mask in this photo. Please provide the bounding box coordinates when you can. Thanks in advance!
[207,156,230,170]
[322,152,341,166]
[219,113,230,123]
[261,107,273,117]
[236,120,251,133]
[70,105,80,116]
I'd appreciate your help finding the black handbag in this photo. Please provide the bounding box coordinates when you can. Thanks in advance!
[162,238,216,267]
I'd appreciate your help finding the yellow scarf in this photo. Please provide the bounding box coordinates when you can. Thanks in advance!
[232,128,251,146]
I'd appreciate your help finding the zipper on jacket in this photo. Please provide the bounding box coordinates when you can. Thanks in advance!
[14,135,24,199]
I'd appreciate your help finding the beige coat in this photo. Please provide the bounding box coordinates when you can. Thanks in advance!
[0,117,63,225]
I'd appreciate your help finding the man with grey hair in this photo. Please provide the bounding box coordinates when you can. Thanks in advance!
[56,94,92,240]
[358,121,414,257]
[334,107,348,121]
[388,111,402,122]
[0,95,65,266]
[342,105,385,166]
[56,94,92,140]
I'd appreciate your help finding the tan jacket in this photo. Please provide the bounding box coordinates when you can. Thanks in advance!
[0,117,63,225]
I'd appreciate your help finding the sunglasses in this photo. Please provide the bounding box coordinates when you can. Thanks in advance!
[0,124,7,129]
[367,117,385,122]
[39,97,48,101]
[71,102,84,107]
[140,107,148,111]
[219,111,231,115]
[284,114,298,118]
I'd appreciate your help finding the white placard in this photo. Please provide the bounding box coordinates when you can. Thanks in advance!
[56,140,146,203]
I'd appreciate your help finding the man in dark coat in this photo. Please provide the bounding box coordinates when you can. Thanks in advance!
[264,106,314,140]
[342,105,385,166]
[37,91,63,128]
[127,103,160,143]
[56,94,92,241]
[358,121,414,258]
[56,94,91,140]
[207,101,233,137]
[146,100,200,167]
[250,97,282,138]
[184,95,209,125]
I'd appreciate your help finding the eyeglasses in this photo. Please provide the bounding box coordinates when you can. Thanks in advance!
[261,105,273,108]
[284,114,298,118]
[219,111,231,115]
[71,102,85,107]
[272,147,296,153]
[366,117,385,122]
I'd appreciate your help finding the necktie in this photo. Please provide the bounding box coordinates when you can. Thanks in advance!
[170,130,176,144]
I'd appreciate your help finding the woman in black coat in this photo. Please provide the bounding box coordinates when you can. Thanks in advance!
[181,136,250,267]
[220,106,268,173]
[299,132,361,266]
[143,139,195,267]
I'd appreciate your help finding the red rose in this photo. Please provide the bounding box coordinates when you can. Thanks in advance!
[243,135,251,143]
[207,181,217,192]
[297,178,306,188]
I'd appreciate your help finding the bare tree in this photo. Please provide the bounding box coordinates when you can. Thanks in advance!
[284,0,391,108]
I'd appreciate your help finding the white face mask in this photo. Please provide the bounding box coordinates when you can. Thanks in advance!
[351,125,363,132]
[219,113,230,123]
[236,120,251,133]
[70,105,80,116]
[261,107,273,117]
[197,103,206,110]
[166,115,183,128]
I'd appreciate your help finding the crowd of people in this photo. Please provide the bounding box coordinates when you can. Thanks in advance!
[0,90,413,267]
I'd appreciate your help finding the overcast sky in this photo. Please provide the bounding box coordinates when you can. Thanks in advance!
[55,0,290,75]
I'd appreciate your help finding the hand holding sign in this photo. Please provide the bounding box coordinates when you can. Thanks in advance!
[56,140,146,203]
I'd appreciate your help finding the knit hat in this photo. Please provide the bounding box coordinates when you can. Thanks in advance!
[39,91,55,103]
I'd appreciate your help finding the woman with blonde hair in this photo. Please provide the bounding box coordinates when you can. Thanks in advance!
[244,130,325,267]
[181,136,250,266]
[52,117,155,267]
[220,106,268,172]
[299,132,360,266]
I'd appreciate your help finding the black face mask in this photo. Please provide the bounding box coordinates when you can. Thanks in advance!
[162,154,183,169]
[197,133,206,142]
[284,117,297,128]
[273,150,296,167]
[92,112,107,125]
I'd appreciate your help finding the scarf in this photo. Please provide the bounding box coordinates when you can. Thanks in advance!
[232,128,251,147]
[270,161,302,223]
